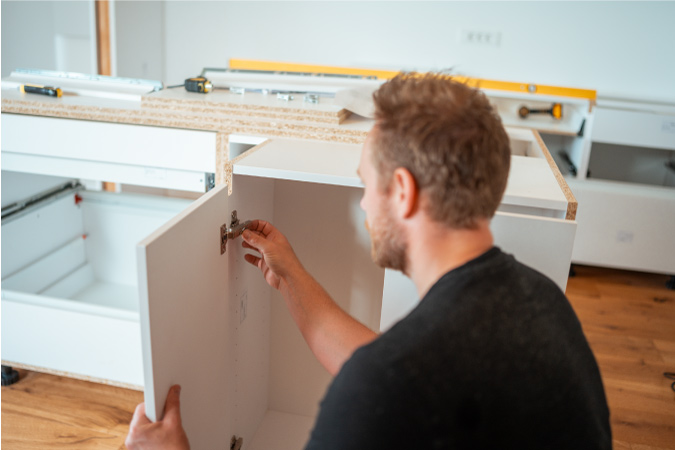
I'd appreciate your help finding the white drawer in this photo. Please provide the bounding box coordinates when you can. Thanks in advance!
[592,106,675,150]
[1,188,190,388]
[1,113,219,192]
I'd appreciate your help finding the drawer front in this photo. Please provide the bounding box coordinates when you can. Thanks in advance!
[568,179,675,274]
[592,107,675,150]
[1,113,218,192]
[1,297,143,388]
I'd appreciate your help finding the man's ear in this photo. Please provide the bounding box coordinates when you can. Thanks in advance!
[391,167,418,219]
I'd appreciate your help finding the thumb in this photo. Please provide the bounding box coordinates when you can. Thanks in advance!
[163,385,182,424]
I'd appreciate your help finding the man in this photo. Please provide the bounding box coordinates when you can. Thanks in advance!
[127,73,611,449]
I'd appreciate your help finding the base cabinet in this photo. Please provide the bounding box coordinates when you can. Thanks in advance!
[2,112,576,448]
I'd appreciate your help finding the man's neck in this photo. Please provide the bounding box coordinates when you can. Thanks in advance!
[405,219,494,299]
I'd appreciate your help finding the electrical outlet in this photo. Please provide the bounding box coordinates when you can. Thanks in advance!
[459,29,502,47]
[239,290,248,324]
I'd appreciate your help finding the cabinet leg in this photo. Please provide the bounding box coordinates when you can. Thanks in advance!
[569,264,577,278]
[666,276,675,290]
[1,365,20,386]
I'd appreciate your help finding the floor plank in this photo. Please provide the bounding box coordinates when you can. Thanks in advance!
[1,370,142,449]
[2,264,674,449]
[567,265,675,450]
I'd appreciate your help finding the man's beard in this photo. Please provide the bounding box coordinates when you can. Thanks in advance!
[367,204,408,273]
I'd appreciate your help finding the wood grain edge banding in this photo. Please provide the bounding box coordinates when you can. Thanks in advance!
[1,360,144,391]
[532,130,577,221]
[225,139,273,196]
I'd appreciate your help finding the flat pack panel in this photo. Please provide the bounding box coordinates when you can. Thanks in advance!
[502,155,568,213]
[1,113,217,172]
[491,212,576,292]
[226,175,276,445]
[1,298,142,386]
[568,179,675,274]
[137,184,233,448]
[233,138,363,187]
[382,213,577,330]
[2,152,210,192]
[592,107,675,150]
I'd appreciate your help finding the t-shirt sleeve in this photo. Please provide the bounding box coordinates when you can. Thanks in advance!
[305,348,407,450]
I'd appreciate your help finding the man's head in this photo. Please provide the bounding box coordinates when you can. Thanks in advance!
[358,73,511,271]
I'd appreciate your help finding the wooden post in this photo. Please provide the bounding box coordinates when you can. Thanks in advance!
[95,0,111,76]
[95,0,116,192]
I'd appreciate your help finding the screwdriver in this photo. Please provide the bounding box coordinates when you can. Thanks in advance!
[19,84,62,98]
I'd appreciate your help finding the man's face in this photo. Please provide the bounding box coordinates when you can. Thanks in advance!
[358,130,408,273]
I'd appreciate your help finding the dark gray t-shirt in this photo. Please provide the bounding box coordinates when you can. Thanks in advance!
[306,247,611,449]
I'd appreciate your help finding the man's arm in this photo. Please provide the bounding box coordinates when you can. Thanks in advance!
[242,220,377,376]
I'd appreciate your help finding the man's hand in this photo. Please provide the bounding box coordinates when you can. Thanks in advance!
[125,385,190,450]
[241,220,303,290]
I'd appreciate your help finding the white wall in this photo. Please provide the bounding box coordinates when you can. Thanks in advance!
[2,1,674,103]
[1,0,94,76]
[154,1,675,103]
[113,0,164,80]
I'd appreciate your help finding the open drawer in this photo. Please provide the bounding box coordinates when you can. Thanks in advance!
[2,119,576,448]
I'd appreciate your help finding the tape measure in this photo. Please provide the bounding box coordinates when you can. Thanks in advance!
[184,77,212,94]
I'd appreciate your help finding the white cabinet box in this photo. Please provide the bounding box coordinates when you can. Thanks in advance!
[2,102,576,448]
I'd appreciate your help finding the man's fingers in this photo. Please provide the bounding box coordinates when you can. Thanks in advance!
[130,402,150,429]
[163,385,182,425]
[244,253,262,267]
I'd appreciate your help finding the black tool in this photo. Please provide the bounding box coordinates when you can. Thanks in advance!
[518,103,562,120]
[19,84,62,97]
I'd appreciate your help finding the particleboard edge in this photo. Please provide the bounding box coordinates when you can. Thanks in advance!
[532,130,577,221]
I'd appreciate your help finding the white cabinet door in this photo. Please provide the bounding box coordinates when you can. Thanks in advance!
[136,183,234,448]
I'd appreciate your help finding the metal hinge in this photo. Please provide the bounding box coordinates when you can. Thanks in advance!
[230,435,243,450]
[221,210,252,254]
[205,173,215,191]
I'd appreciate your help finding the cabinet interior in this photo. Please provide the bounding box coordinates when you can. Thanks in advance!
[225,174,384,449]
[1,187,190,316]
[586,142,675,188]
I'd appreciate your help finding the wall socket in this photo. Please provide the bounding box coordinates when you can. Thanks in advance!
[459,29,502,47]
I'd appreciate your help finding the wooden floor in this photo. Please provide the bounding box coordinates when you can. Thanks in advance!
[2,265,674,449]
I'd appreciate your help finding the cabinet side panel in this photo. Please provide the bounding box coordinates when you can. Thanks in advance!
[228,175,276,444]
[1,193,84,279]
[269,180,384,418]
[137,184,232,448]
[491,212,576,292]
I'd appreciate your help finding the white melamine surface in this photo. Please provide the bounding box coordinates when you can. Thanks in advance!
[381,210,577,331]
[502,155,568,213]
[567,178,675,274]
[1,299,143,387]
[1,114,217,172]
[234,139,363,187]
[136,184,233,448]
[592,106,675,150]
[248,410,315,450]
